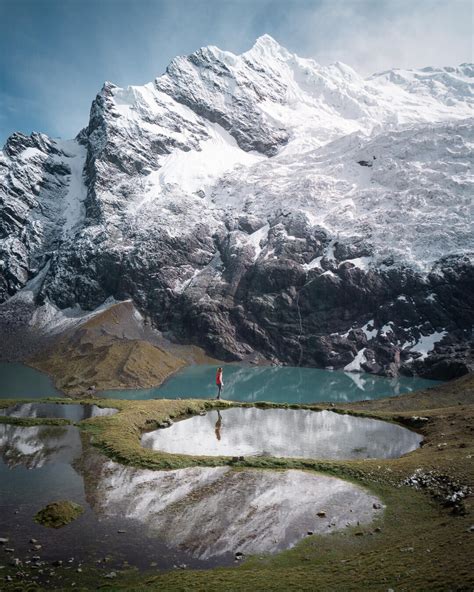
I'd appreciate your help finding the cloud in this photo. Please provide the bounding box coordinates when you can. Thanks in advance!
[290,0,473,74]
[0,0,472,144]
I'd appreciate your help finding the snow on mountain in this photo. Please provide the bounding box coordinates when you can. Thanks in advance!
[0,35,473,379]
[0,133,87,296]
[213,118,473,270]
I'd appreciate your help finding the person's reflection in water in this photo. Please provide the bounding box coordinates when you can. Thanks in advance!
[214,410,222,442]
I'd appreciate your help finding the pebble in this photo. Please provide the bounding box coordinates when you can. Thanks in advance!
[373,502,382,510]
[104,571,117,579]
[307,531,314,536]
[117,530,126,534]
[0,539,8,545]
[316,511,326,517]
[4,548,14,553]
[29,538,39,544]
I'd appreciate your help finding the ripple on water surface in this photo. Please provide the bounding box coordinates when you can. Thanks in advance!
[141,407,423,459]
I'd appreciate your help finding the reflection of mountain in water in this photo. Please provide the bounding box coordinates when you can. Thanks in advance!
[0,422,383,563]
[141,363,435,405]
[218,366,407,401]
[142,408,422,459]
[1,403,117,421]
[0,425,82,468]
[81,453,381,559]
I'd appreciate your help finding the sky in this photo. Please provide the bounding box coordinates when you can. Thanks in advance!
[0,0,472,145]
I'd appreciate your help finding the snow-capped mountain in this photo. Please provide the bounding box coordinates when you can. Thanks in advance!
[1,35,473,379]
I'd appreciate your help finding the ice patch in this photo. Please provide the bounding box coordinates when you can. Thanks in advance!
[344,348,367,372]
[247,224,270,262]
[361,321,377,340]
[380,323,394,336]
[339,256,373,270]
[132,123,263,213]
[55,139,88,238]
[410,330,447,360]
[303,256,323,270]
[173,269,200,294]
[21,147,44,160]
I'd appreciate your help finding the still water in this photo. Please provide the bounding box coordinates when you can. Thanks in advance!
[102,364,439,403]
[1,402,117,420]
[0,423,382,575]
[0,361,439,403]
[0,362,60,398]
[142,407,423,460]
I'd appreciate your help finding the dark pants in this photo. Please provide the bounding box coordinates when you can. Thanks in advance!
[217,384,222,399]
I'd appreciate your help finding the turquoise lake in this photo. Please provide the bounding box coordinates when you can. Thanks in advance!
[100,364,439,404]
[0,362,60,398]
[0,361,439,403]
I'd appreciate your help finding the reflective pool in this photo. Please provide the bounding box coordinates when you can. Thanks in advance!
[0,423,382,573]
[0,402,117,421]
[141,407,423,459]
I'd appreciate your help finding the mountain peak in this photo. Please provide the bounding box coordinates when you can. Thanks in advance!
[245,34,290,60]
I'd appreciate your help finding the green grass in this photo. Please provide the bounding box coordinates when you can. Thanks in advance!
[34,500,84,529]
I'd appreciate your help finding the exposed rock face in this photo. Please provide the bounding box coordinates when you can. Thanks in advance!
[0,36,473,380]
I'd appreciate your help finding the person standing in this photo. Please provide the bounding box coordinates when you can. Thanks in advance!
[216,367,224,399]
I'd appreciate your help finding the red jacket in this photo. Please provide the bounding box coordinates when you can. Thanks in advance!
[216,370,223,386]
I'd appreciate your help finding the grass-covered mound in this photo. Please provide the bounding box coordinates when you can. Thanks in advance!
[27,300,219,396]
[34,500,84,529]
